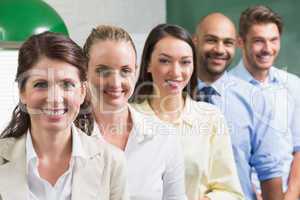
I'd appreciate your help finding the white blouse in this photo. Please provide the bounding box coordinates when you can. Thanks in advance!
[26,126,86,200]
[92,106,187,200]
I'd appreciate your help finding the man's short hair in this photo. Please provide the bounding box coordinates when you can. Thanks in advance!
[239,5,283,39]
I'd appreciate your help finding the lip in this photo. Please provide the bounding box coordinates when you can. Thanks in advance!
[164,80,183,89]
[209,57,226,65]
[40,108,67,122]
[104,89,124,98]
[256,54,272,63]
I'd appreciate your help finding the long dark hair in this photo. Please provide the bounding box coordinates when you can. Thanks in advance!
[129,23,198,103]
[1,31,93,138]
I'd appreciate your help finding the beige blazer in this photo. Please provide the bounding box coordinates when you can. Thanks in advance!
[0,130,128,200]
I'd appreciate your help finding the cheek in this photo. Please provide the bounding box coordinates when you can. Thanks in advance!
[123,77,135,92]
[66,93,83,111]
[24,93,45,108]
[184,66,194,80]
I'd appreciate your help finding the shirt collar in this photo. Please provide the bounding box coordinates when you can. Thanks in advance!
[137,97,195,128]
[26,124,87,166]
[235,59,280,85]
[91,104,157,144]
[180,95,196,127]
[197,71,235,97]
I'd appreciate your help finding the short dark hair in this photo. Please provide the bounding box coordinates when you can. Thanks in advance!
[130,23,198,103]
[239,5,283,39]
[1,31,91,138]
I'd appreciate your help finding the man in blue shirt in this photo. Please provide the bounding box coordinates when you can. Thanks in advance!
[230,5,300,200]
[193,12,284,200]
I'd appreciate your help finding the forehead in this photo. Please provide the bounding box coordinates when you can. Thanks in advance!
[89,40,136,67]
[25,57,80,80]
[200,19,236,39]
[247,23,280,38]
[152,36,193,56]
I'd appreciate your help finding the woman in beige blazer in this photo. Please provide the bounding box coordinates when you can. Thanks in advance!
[0,32,128,200]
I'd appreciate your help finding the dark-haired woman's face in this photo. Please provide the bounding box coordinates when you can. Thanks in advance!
[19,57,86,133]
[147,36,193,97]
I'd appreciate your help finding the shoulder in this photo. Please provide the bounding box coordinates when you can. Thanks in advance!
[272,67,300,93]
[0,137,23,164]
[77,129,126,165]
[186,96,226,122]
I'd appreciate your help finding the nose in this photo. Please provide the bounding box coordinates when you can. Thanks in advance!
[263,41,272,53]
[108,71,122,88]
[214,42,226,54]
[47,84,64,106]
[169,62,181,77]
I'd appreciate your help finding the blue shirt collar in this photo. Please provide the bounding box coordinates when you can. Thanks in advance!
[197,71,236,97]
[235,59,280,84]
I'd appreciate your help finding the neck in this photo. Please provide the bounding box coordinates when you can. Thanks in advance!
[149,93,184,123]
[30,124,72,161]
[93,104,130,132]
[198,64,223,84]
[93,103,132,150]
[243,55,269,82]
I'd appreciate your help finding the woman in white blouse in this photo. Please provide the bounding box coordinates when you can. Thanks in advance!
[83,25,186,200]
[0,32,127,200]
[130,24,245,200]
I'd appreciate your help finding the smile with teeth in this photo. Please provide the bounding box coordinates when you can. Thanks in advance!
[257,54,272,62]
[42,109,67,116]
[105,90,124,97]
[165,80,182,87]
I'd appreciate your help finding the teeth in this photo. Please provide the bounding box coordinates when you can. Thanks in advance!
[258,55,271,62]
[43,109,66,116]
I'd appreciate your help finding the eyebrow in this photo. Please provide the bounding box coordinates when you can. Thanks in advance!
[204,34,236,41]
[96,64,132,69]
[159,53,192,59]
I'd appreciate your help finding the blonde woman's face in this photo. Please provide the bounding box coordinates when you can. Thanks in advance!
[87,40,137,111]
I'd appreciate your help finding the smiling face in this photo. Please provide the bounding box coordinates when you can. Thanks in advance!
[87,40,136,111]
[20,57,86,133]
[147,36,193,97]
[240,23,280,73]
[195,14,236,77]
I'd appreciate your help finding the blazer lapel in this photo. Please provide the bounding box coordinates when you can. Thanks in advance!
[0,136,28,200]
[72,134,104,200]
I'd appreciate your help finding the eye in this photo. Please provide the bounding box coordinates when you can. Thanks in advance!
[253,39,264,44]
[158,58,170,64]
[33,81,48,89]
[205,38,217,44]
[224,40,235,47]
[180,59,192,66]
[120,67,133,77]
[62,80,76,90]
[96,67,111,77]
[271,37,279,44]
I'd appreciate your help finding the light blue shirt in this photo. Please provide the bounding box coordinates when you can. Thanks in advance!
[230,60,300,192]
[197,72,284,200]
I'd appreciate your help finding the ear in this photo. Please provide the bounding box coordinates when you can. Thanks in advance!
[19,91,27,105]
[237,36,244,49]
[79,82,87,105]
[147,62,152,73]
[192,34,198,46]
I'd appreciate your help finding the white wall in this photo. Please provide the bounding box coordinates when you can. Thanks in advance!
[0,1,166,130]
[44,0,166,46]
